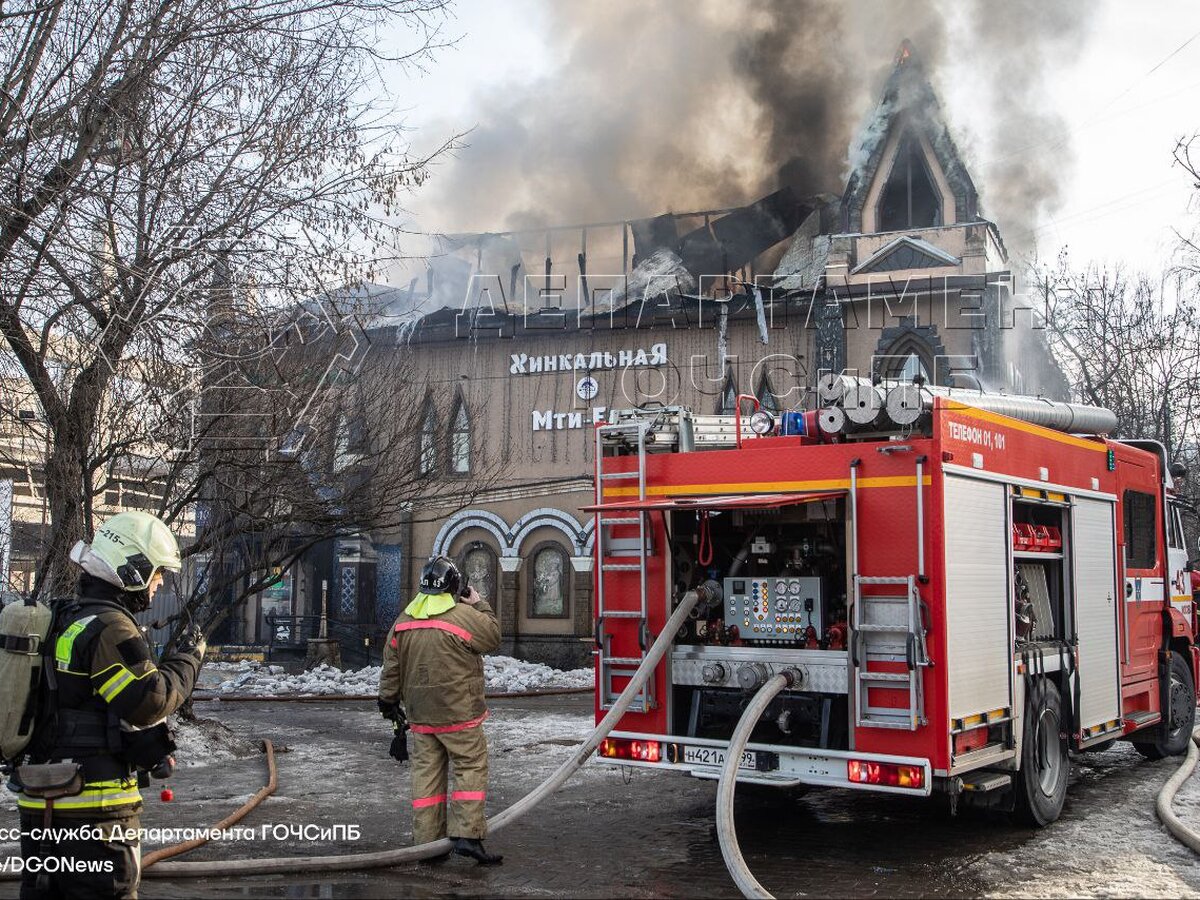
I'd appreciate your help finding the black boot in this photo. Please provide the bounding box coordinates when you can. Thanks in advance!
[452,837,503,865]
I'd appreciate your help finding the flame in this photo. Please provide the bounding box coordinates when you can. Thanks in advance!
[896,39,914,66]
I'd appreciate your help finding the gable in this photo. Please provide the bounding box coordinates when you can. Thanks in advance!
[851,236,960,275]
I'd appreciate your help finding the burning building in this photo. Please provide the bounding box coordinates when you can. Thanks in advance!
[273,43,1067,667]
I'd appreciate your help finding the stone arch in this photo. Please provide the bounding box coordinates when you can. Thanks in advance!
[431,509,512,557]
[510,507,589,557]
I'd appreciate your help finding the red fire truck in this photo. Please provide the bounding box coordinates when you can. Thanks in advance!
[589,390,1197,825]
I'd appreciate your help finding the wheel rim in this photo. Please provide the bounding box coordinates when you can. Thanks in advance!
[1166,671,1194,742]
[1034,707,1062,796]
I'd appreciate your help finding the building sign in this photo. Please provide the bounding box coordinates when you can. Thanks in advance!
[510,343,667,375]
[532,407,607,432]
[576,376,599,401]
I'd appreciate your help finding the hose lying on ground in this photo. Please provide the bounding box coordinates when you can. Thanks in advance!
[192,687,592,702]
[142,740,278,869]
[716,670,798,900]
[1156,727,1200,854]
[140,590,702,878]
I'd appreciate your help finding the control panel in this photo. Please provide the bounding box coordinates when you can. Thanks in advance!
[723,576,824,642]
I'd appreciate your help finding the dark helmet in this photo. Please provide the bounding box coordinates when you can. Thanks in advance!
[420,556,462,597]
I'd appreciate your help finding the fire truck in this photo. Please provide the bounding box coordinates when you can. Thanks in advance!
[589,382,1198,825]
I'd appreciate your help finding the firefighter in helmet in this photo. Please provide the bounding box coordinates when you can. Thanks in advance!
[16,511,206,899]
[378,555,502,864]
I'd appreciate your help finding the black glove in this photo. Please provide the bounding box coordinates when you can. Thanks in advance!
[389,722,409,763]
[177,626,207,660]
[378,700,406,725]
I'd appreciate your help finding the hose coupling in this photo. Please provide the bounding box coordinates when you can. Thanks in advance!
[780,667,804,689]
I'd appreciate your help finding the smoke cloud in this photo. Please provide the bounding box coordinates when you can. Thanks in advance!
[416,0,1094,256]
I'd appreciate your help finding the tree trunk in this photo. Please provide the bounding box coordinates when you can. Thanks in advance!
[35,439,89,599]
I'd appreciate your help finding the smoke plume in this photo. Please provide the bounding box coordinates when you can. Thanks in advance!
[416,0,1094,256]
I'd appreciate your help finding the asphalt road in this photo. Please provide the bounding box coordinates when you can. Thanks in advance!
[4,694,1200,898]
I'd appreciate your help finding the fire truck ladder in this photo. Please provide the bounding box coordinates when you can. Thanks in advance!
[594,420,653,712]
[853,575,930,730]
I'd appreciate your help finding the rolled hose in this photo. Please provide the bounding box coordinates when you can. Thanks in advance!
[1156,727,1200,853]
[715,671,797,900]
[137,590,702,878]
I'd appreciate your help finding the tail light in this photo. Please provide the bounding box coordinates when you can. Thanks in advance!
[847,759,924,789]
[599,737,661,763]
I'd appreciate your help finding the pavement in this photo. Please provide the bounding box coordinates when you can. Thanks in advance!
[4,694,1200,898]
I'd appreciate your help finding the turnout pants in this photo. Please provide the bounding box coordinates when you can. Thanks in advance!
[19,811,141,900]
[410,725,489,843]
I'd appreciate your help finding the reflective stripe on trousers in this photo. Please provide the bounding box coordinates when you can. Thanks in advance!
[410,723,490,843]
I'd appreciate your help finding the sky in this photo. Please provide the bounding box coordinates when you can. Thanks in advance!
[390,0,1200,279]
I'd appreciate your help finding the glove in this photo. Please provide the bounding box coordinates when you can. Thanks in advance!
[389,722,409,763]
[378,700,406,725]
[178,626,206,660]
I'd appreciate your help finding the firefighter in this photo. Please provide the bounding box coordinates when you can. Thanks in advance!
[378,556,502,865]
[16,511,205,899]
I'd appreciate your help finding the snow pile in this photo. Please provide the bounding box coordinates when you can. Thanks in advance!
[172,715,258,768]
[484,656,593,694]
[200,656,593,697]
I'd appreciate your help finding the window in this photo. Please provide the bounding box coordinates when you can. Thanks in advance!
[755,374,779,413]
[528,543,570,618]
[419,402,436,476]
[1169,504,1185,551]
[717,372,737,415]
[460,543,498,605]
[878,133,942,232]
[879,337,933,383]
[333,414,353,471]
[450,401,470,474]
[1123,490,1159,570]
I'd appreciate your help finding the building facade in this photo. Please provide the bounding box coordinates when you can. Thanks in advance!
[285,46,1067,668]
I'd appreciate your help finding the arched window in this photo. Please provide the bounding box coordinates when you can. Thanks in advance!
[879,338,933,383]
[419,402,437,476]
[450,399,470,474]
[458,541,498,605]
[528,542,570,618]
[878,133,942,232]
[333,413,353,471]
[717,370,737,414]
[756,373,779,413]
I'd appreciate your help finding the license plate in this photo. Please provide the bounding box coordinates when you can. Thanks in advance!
[682,745,757,770]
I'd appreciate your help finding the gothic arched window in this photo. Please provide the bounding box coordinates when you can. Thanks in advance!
[419,401,437,476]
[450,399,470,474]
[878,133,942,231]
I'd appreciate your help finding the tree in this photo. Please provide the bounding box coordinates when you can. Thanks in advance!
[1035,253,1200,524]
[0,0,456,595]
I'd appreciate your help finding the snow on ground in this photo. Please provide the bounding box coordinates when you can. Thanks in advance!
[199,656,594,697]
[977,743,1200,898]
[172,715,259,768]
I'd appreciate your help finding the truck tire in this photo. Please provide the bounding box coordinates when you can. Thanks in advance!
[1133,652,1195,761]
[1013,678,1069,827]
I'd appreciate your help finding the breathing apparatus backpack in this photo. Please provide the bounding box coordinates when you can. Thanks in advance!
[0,596,54,763]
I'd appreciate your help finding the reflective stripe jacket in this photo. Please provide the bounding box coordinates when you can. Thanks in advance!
[378,599,500,729]
[19,596,201,817]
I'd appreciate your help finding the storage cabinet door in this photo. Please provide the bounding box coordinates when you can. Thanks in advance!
[944,475,1012,721]
[1073,497,1122,735]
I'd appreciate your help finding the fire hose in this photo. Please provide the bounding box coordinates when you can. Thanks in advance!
[716,670,799,900]
[1156,727,1200,854]
[128,589,703,878]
